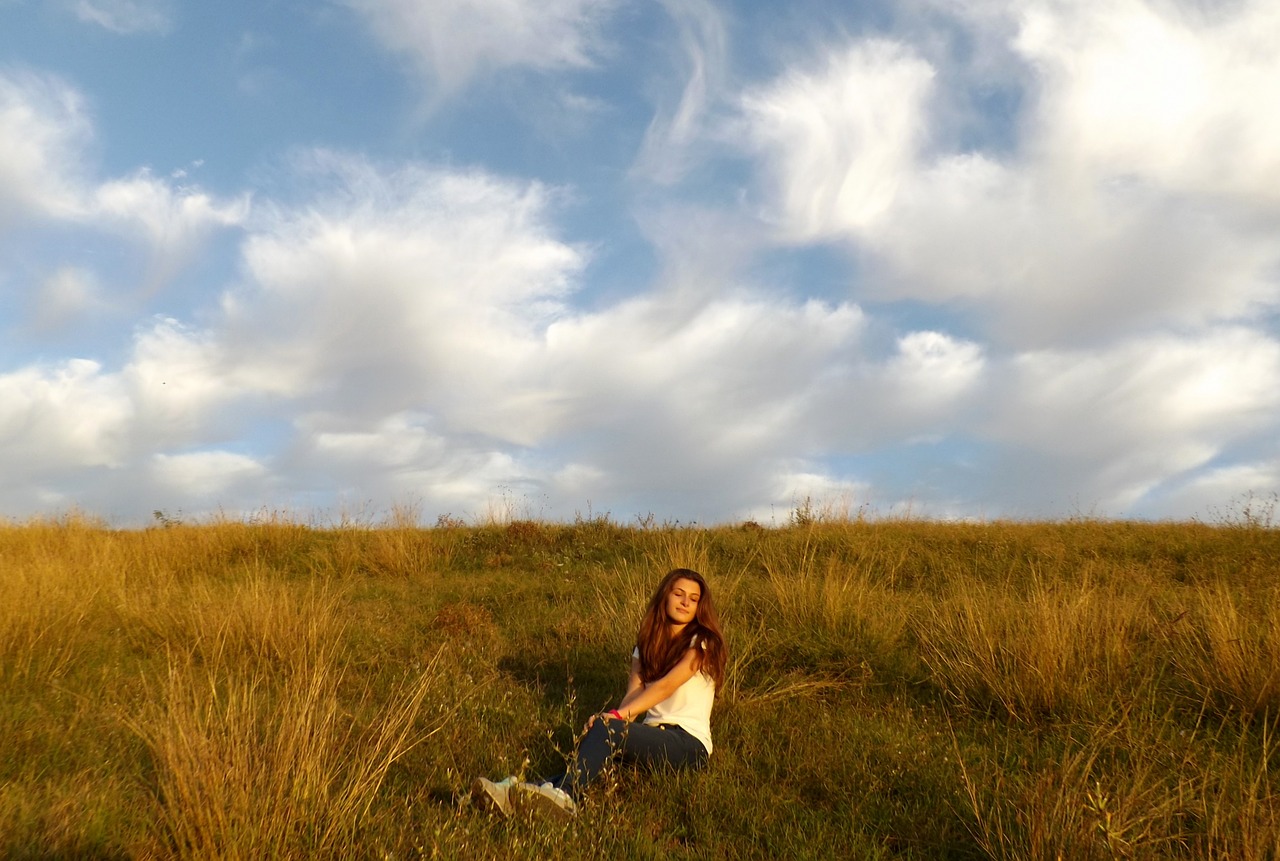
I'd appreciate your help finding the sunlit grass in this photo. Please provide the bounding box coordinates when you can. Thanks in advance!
[0,514,1277,858]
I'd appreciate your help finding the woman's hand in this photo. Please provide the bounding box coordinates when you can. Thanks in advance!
[584,709,624,732]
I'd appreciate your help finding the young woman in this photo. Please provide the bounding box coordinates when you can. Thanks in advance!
[472,567,727,819]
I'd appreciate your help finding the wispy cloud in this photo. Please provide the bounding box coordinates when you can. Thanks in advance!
[631,0,729,185]
[343,0,615,98]
[740,39,936,238]
[73,0,173,35]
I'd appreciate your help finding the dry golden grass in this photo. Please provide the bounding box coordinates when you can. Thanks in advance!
[957,711,1280,861]
[1171,585,1280,722]
[916,573,1152,721]
[130,644,447,860]
[762,531,913,653]
[1,515,1277,859]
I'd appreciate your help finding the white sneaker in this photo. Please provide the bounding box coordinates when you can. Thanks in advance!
[511,781,578,820]
[470,776,517,818]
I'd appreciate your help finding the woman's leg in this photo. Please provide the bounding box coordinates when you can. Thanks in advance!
[548,716,623,797]
[616,723,708,772]
[553,718,707,799]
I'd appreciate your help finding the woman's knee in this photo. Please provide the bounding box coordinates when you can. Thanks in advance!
[580,716,624,752]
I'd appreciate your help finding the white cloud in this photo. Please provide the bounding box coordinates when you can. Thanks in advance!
[298,412,522,512]
[1009,329,1280,452]
[523,293,880,518]
[1015,0,1280,203]
[0,154,594,522]
[309,412,447,467]
[1152,462,1280,522]
[9,0,1280,526]
[884,330,985,413]
[221,152,583,437]
[0,360,131,478]
[0,69,248,295]
[740,470,873,525]
[123,317,243,443]
[865,154,1280,344]
[150,451,267,495]
[738,3,1280,346]
[544,294,866,437]
[0,70,90,226]
[94,170,249,245]
[73,0,173,34]
[986,327,1280,511]
[741,40,936,239]
[93,170,250,287]
[344,0,614,96]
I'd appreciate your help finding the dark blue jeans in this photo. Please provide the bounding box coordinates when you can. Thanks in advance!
[549,716,709,800]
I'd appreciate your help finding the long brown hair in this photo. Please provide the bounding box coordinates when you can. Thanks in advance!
[635,568,726,689]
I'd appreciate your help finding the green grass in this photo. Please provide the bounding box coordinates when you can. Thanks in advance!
[1,515,1277,859]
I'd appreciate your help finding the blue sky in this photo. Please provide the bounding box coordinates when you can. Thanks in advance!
[2,0,1279,526]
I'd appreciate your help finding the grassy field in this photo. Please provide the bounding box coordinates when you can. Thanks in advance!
[1,512,1278,859]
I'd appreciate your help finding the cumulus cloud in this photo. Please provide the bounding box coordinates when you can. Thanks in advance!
[0,360,131,479]
[0,153,590,521]
[221,151,582,433]
[867,155,1280,344]
[199,155,894,521]
[123,317,245,444]
[1013,0,1280,203]
[543,292,866,457]
[94,170,248,245]
[883,331,986,416]
[150,451,267,496]
[294,411,524,514]
[343,0,614,96]
[7,150,903,522]
[0,69,248,298]
[739,1,1280,346]
[1151,461,1280,522]
[785,327,987,455]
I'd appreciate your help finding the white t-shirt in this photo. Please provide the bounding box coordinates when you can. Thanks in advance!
[631,640,716,755]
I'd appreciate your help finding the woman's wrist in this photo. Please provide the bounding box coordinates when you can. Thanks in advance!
[608,708,626,721]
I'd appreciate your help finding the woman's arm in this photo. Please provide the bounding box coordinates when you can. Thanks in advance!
[586,656,647,731]
[612,647,700,720]
[624,656,643,698]
[615,656,645,713]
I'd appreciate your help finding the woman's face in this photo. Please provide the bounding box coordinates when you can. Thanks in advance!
[664,577,702,626]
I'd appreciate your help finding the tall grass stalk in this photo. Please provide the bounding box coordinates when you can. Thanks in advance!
[1198,721,1280,860]
[917,574,1147,721]
[955,710,1199,860]
[1172,585,1280,722]
[132,643,447,860]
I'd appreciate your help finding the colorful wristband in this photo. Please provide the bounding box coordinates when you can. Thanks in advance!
[608,709,624,720]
